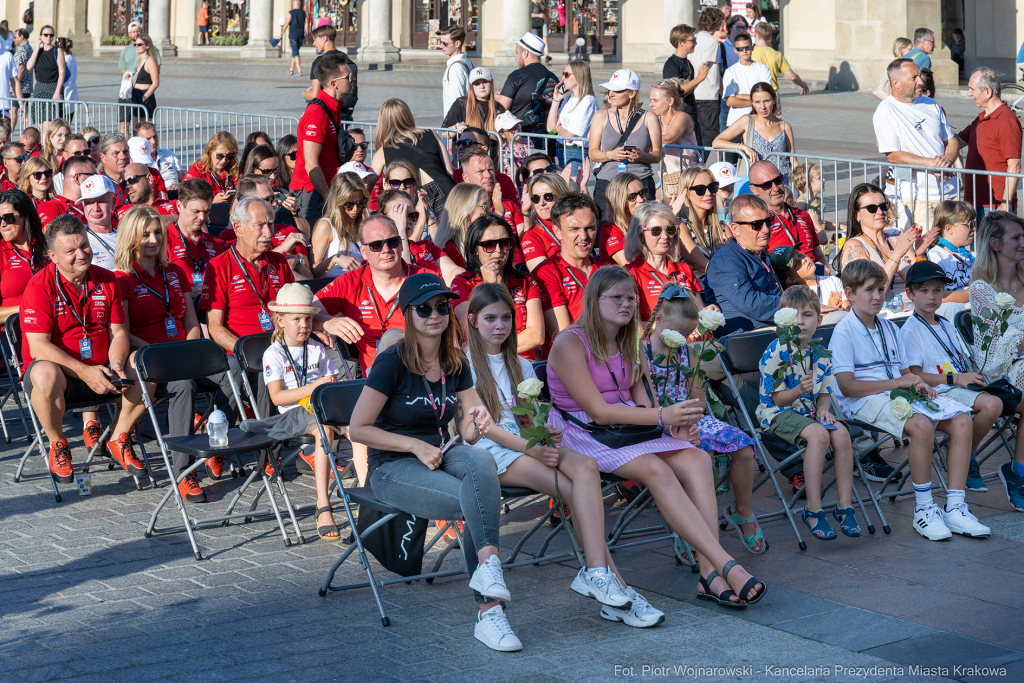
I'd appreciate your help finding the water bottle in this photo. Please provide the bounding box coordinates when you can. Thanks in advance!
[207,407,228,448]
[714,456,730,493]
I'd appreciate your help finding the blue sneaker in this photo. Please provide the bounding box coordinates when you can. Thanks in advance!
[997,463,1024,512]
[966,460,987,492]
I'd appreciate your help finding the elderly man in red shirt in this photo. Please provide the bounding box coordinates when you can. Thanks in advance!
[20,215,151,483]
[114,162,178,225]
[749,160,828,272]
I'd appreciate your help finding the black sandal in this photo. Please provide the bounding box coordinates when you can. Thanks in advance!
[697,571,744,608]
[315,506,341,542]
[722,559,767,604]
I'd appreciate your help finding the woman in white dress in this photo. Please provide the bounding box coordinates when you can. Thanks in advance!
[310,171,366,278]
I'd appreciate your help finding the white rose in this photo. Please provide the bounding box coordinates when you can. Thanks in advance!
[661,329,687,349]
[889,396,913,420]
[774,307,799,328]
[698,308,726,332]
[995,292,1016,310]
[517,378,544,400]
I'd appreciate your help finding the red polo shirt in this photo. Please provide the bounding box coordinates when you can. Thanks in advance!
[290,92,341,194]
[148,167,167,197]
[599,222,626,264]
[199,248,294,346]
[521,219,561,263]
[628,260,702,321]
[114,199,178,222]
[0,175,16,192]
[183,164,236,195]
[217,224,309,257]
[37,195,86,229]
[409,240,443,275]
[766,205,820,257]
[451,271,542,359]
[957,102,1023,208]
[20,264,125,370]
[315,262,425,372]
[116,263,191,344]
[166,224,226,286]
[534,253,607,321]
[0,241,44,307]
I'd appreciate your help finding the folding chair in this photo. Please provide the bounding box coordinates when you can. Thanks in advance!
[6,313,155,502]
[0,319,31,442]
[135,339,292,561]
[718,329,890,551]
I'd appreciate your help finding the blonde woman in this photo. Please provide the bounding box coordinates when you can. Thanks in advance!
[19,156,54,206]
[548,60,598,175]
[521,173,571,271]
[40,118,70,169]
[672,166,734,275]
[311,171,367,278]
[648,80,699,202]
[370,98,454,216]
[183,131,239,202]
[600,172,648,266]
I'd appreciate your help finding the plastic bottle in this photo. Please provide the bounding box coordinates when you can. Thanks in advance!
[207,407,228,448]
[714,456,730,493]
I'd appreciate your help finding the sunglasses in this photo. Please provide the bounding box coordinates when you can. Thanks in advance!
[286,151,297,160]
[477,238,513,253]
[455,139,484,149]
[643,225,678,238]
[735,45,753,52]
[386,178,416,189]
[7,154,28,163]
[404,211,420,223]
[215,153,237,161]
[858,201,891,215]
[31,170,53,180]
[626,188,649,202]
[124,174,147,186]
[689,182,720,196]
[86,137,100,146]
[562,71,572,78]
[41,33,54,38]
[365,236,402,252]
[439,40,453,48]
[751,175,784,191]
[530,192,555,204]
[0,212,20,225]
[956,220,978,230]
[734,218,772,231]
[414,301,452,318]
[354,142,369,150]
[134,42,146,47]
[256,166,279,175]
[531,165,557,177]
[342,199,368,211]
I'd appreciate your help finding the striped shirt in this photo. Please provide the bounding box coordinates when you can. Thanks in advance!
[829,313,902,415]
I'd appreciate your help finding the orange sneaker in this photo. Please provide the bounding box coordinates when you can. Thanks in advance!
[435,519,464,542]
[177,470,207,503]
[193,412,205,434]
[83,420,103,453]
[106,433,148,476]
[296,448,316,475]
[262,454,278,478]
[48,439,73,482]
[204,455,224,480]
[548,497,571,526]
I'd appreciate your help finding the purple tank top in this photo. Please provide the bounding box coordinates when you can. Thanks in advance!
[548,329,632,412]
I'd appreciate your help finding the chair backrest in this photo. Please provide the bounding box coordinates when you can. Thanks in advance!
[136,339,230,383]
[813,323,835,348]
[721,329,777,375]
[954,309,974,346]
[532,361,551,401]
[3,313,23,369]
[234,333,274,373]
[209,203,231,227]
[890,315,908,328]
[311,379,366,427]
[304,277,334,294]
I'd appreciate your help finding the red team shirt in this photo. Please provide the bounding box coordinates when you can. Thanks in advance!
[0,241,44,307]
[36,195,86,228]
[115,199,178,221]
[453,169,520,202]
[199,248,294,345]
[183,164,237,195]
[408,240,443,275]
[116,263,191,344]
[165,224,226,286]
[217,224,309,257]
[315,263,426,372]
[1,175,16,192]
[451,271,542,359]
[20,265,126,370]
[599,223,626,264]
[289,92,341,193]
[534,254,607,321]
[628,260,703,321]
[520,219,560,263]
[766,206,820,258]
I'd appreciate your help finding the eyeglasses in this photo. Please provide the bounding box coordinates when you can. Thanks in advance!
[41,33,54,38]
[753,175,784,191]
[530,165,557,177]
[689,182,720,196]
[626,188,649,202]
[643,225,678,238]
[86,137,100,146]
[530,192,555,204]
[286,151,297,160]
[600,294,637,306]
[735,45,754,52]
[455,139,484,149]
[256,166,279,175]
[31,169,53,180]
[955,220,977,230]
[7,154,28,163]
[354,142,369,150]
[857,201,890,215]
[365,236,402,252]
[0,213,21,225]
[734,218,772,231]
[342,198,368,211]
[215,153,237,161]
[477,238,513,253]
[124,174,147,186]
[414,301,451,318]
[386,178,417,190]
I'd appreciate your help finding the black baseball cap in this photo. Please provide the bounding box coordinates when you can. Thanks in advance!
[769,243,803,278]
[398,273,460,309]
[905,260,953,285]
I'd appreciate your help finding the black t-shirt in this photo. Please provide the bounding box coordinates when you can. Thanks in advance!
[441,96,508,129]
[500,62,557,132]
[288,9,306,39]
[662,55,699,120]
[310,50,358,117]
[364,345,474,475]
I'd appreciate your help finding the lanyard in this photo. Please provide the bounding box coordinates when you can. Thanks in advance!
[280,339,309,387]
[772,208,800,246]
[62,197,85,220]
[10,246,37,273]
[420,369,448,445]
[365,264,406,329]
[913,312,969,374]
[748,246,782,292]
[684,217,715,258]
[538,218,559,245]
[857,314,897,379]
[563,259,589,290]
[53,265,90,334]
[605,357,630,404]
[229,246,270,305]
[175,224,207,274]
[646,264,677,288]
[85,226,116,257]
[208,169,231,194]
[131,264,172,314]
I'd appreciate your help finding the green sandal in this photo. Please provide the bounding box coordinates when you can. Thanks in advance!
[725,503,768,554]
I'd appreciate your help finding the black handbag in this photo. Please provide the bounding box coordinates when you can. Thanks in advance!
[355,507,429,577]
[968,378,1023,418]
[558,371,665,450]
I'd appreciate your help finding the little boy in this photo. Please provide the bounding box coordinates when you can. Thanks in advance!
[770,244,849,315]
[757,286,859,541]
[829,260,980,541]
[899,261,1000,518]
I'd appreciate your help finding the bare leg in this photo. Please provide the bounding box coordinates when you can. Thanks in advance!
[350,439,368,485]
[904,414,938,487]
[939,413,973,491]
[315,425,337,537]
[969,394,1002,455]
[727,445,757,535]
[797,423,831,513]
[830,423,854,509]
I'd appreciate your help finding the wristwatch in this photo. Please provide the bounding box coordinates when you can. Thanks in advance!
[946,373,955,386]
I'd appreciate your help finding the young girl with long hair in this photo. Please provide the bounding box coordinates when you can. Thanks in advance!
[311,171,367,278]
[442,68,506,134]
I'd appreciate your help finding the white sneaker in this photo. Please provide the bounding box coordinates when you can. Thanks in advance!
[913,504,952,541]
[601,586,665,628]
[474,605,522,652]
[469,555,511,602]
[570,566,632,608]
[942,503,991,537]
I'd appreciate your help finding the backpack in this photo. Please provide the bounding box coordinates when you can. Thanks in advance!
[516,73,558,133]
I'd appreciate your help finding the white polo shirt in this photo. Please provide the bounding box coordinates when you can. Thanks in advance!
[829,312,903,415]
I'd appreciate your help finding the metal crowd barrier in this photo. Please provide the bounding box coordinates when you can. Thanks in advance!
[0,97,147,138]
[150,107,299,165]
[344,119,506,173]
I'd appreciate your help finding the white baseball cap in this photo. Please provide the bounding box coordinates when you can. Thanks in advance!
[127,136,156,166]
[708,161,740,188]
[468,66,493,84]
[338,161,373,179]
[495,111,523,132]
[516,32,546,56]
[128,21,142,31]
[76,175,118,205]
[600,69,641,92]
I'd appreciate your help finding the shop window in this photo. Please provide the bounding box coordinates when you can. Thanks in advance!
[542,0,617,55]
[413,0,479,51]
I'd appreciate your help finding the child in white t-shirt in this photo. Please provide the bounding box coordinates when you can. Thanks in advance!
[769,244,849,315]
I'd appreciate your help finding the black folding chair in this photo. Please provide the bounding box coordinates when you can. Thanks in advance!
[136,339,290,560]
[0,318,31,442]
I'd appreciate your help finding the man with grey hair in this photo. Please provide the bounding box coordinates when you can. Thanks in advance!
[99,134,130,203]
[952,67,1023,217]
[905,28,935,70]
[872,58,958,228]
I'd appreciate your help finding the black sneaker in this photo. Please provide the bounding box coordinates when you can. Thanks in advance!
[859,450,895,482]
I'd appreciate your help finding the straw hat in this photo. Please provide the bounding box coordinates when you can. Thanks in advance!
[268,283,319,315]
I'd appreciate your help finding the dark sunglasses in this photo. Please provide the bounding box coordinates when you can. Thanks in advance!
[735,45,754,52]
[689,182,720,197]
[134,42,146,47]
[404,211,420,223]
[7,154,28,163]
[753,175,784,191]
[354,142,369,150]
[531,165,558,177]
[858,201,891,215]
[286,151,297,160]
[386,178,417,189]
[734,218,772,231]
[86,137,100,146]
[215,153,237,161]
[455,139,484,149]
[342,198,368,211]
[530,192,555,204]
[256,166,279,175]
[0,212,21,224]
[643,225,678,238]
[123,174,147,186]
[477,238,513,253]
[414,301,451,318]
[41,33,54,38]
[626,188,649,202]
[365,236,402,252]
[31,169,53,180]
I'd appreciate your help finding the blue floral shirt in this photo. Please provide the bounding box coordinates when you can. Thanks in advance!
[756,338,835,429]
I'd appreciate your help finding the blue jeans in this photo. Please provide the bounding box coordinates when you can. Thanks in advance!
[289,38,301,59]
[557,144,584,176]
[370,444,501,603]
